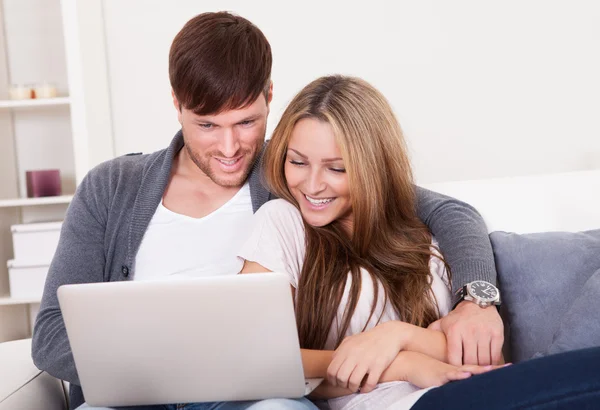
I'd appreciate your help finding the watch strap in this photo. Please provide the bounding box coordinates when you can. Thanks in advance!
[452,285,468,310]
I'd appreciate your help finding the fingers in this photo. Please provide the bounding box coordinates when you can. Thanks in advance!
[326,355,343,387]
[428,319,442,331]
[347,364,368,393]
[458,363,509,376]
[490,329,504,365]
[462,335,478,365]
[331,359,356,389]
[445,370,472,383]
[477,336,492,366]
[447,330,463,366]
[361,371,380,394]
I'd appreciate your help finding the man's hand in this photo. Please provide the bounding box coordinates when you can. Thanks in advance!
[327,321,403,394]
[429,301,504,366]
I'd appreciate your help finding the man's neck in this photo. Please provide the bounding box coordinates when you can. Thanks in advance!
[162,150,244,218]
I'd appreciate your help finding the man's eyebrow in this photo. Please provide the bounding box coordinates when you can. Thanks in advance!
[236,114,261,123]
[195,118,216,125]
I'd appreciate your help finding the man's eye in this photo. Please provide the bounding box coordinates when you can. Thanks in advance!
[239,120,255,127]
[198,123,213,129]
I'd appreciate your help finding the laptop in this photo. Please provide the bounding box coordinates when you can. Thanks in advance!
[57,272,322,407]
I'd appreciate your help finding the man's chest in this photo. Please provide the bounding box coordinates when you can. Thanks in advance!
[134,185,255,280]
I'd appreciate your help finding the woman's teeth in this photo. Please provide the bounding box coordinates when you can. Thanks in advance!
[305,194,334,205]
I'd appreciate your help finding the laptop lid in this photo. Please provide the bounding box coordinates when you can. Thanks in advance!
[58,272,308,407]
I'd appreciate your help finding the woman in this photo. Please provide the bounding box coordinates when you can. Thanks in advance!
[238,75,600,409]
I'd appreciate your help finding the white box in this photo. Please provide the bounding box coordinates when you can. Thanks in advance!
[11,221,62,265]
[7,260,49,300]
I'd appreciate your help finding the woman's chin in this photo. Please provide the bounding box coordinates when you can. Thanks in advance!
[302,214,334,228]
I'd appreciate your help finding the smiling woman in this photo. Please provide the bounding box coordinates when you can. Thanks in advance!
[284,119,352,229]
[238,75,600,410]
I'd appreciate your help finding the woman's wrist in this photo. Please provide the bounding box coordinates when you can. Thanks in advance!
[380,351,414,383]
[301,349,334,378]
[385,320,412,352]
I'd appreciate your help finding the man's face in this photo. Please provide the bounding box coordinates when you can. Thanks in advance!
[174,91,271,188]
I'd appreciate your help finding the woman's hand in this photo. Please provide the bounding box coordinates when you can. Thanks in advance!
[327,321,404,394]
[383,351,507,389]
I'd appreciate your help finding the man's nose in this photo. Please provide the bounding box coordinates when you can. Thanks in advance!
[220,128,241,157]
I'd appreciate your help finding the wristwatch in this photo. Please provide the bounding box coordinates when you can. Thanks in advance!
[452,280,501,309]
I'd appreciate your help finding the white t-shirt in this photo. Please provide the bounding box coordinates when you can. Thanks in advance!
[238,199,452,410]
[134,182,253,281]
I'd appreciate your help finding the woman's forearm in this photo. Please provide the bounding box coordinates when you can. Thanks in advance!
[397,322,448,362]
[301,348,334,378]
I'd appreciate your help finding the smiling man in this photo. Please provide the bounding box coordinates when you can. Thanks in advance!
[32,11,502,410]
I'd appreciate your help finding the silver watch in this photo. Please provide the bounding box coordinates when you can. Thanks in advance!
[452,280,501,309]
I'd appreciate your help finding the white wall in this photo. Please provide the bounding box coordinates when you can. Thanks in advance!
[99,0,600,183]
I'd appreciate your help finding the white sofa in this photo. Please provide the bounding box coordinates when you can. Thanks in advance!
[0,338,67,409]
[1,169,598,409]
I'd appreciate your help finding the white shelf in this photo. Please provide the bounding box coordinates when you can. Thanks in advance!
[0,296,41,306]
[0,97,70,109]
[0,195,73,208]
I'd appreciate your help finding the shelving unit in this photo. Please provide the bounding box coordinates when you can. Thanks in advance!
[0,296,41,306]
[0,96,70,109]
[0,195,73,208]
[0,0,77,342]
[0,0,116,343]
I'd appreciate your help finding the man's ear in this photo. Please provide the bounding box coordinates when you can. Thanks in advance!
[172,89,183,124]
[267,82,274,104]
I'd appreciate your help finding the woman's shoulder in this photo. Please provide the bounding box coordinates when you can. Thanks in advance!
[256,198,303,221]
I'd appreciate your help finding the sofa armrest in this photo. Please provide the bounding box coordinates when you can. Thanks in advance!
[0,338,68,410]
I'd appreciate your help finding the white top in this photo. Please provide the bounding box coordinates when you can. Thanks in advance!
[134,182,253,281]
[238,199,452,410]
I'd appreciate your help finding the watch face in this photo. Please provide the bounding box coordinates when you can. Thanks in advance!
[468,281,499,302]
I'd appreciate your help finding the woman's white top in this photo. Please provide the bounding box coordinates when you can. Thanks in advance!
[238,199,452,410]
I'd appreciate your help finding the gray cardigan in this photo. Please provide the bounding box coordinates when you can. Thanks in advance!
[32,131,496,408]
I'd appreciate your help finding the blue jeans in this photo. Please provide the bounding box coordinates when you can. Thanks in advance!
[412,346,600,409]
[77,397,318,410]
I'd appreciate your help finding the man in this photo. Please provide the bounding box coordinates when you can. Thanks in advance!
[32,11,503,410]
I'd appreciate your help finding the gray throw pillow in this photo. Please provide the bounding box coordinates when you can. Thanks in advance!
[545,267,600,355]
[490,229,600,362]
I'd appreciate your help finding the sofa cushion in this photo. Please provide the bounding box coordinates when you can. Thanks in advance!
[545,267,600,355]
[490,229,600,362]
[0,338,67,409]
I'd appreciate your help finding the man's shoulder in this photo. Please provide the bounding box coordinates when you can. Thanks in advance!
[86,148,165,184]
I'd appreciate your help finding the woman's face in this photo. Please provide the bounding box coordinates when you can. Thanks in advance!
[284,118,353,231]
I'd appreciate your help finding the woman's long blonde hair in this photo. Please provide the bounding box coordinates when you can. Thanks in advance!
[263,75,447,349]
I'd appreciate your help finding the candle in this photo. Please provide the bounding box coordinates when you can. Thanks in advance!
[9,84,33,100]
[34,82,58,99]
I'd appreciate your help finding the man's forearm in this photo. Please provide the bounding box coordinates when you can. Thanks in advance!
[32,308,80,385]
[415,186,497,291]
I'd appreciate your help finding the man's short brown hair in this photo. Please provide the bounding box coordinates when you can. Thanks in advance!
[169,12,272,115]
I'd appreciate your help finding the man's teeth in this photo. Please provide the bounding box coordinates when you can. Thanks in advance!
[305,195,334,205]
[218,158,237,165]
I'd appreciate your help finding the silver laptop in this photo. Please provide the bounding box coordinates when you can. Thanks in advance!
[58,272,321,407]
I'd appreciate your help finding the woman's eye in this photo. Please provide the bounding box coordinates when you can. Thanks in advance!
[330,168,346,173]
[289,160,306,166]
